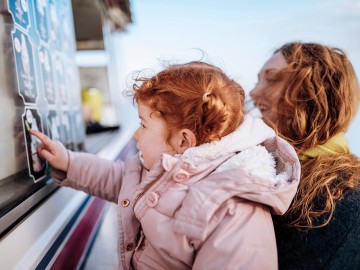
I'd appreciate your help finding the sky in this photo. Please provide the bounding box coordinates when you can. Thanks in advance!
[113,0,360,154]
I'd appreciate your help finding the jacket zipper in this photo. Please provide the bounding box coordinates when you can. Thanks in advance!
[133,170,165,209]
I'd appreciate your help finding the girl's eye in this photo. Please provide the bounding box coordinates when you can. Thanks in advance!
[139,122,145,128]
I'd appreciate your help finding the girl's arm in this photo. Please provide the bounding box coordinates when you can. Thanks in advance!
[29,129,69,171]
[29,129,127,202]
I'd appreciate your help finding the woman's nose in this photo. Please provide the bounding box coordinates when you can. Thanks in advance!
[249,84,261,100]
[249,83,258,96]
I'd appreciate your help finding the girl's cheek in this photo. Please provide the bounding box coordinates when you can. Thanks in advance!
[136,140,142,151]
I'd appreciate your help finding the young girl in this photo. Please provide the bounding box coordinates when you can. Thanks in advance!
[30,61,300,269]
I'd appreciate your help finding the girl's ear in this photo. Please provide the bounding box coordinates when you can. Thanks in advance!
[175,129,197,154]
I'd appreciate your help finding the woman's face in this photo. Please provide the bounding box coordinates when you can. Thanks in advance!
[250,52,288,126]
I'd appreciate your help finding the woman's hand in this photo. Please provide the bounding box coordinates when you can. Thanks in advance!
[29,129,69,171]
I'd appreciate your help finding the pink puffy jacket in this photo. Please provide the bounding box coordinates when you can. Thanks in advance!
[52,115,300,269]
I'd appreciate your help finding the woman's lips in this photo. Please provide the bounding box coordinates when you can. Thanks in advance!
[254,103,270,112]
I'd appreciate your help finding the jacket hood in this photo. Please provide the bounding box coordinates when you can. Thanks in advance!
[158,115,300,240]
[181,114,276,166]
[172,114,296,186]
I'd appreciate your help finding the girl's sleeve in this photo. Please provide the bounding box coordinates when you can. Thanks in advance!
[51,151,130,203]
[192,200,278,270]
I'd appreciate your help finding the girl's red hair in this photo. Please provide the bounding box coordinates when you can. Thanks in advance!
[130,61,245,146]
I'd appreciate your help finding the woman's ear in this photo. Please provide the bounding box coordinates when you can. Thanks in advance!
[175,129,196,154]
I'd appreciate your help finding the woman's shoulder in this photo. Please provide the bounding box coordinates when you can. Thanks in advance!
[275,186,360,270]
[333,186,360,226]
[330,186,360,226]
[337,185,360,208]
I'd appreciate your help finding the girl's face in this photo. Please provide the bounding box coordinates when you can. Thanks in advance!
[250,52,288,126]
[134,103,178,170]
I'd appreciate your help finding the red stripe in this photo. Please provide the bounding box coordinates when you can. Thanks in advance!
[50,197,107,270]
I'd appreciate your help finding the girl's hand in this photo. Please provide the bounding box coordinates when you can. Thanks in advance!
[28,129,69,172]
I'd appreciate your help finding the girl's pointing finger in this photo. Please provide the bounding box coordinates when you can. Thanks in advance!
[29,129,54,148]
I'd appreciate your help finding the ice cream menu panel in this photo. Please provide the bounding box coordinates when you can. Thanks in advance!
[0,0,84,216]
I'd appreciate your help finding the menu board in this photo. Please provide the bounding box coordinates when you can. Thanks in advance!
[5,0,84,182]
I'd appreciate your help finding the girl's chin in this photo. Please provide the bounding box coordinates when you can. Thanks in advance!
[138,152,150,171]
[139,153,144,164]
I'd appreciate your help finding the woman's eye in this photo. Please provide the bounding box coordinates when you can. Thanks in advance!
[265,73,281,84]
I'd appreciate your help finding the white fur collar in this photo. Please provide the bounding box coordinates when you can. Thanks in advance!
[181,114,275,166]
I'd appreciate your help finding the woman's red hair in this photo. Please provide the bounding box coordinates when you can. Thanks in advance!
[275,42,360,229]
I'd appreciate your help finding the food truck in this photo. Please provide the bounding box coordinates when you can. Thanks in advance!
[0,0,134,268]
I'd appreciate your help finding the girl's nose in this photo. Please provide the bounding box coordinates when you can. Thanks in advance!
[134,127,140,141]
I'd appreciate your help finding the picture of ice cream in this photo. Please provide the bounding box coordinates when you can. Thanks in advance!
[24,109,44,173]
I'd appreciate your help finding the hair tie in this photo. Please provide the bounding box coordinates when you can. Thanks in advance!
[203,92,210,101]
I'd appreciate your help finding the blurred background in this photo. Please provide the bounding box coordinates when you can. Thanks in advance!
[114,0,360,154]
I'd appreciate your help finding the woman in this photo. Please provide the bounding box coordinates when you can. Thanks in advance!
[250,42,360,269]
